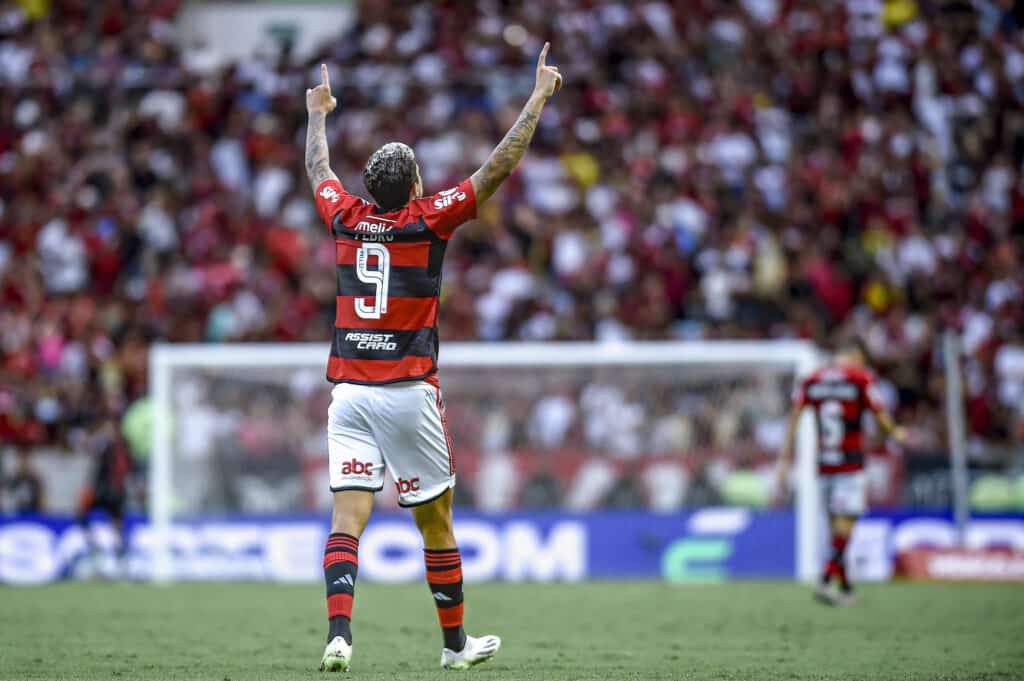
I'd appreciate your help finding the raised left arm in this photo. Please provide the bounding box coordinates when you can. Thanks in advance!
[470,42,561,206]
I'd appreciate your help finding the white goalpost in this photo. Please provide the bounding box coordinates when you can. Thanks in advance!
[149,340,824,583]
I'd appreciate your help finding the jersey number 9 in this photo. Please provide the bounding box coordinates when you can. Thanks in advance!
[355,243,390,319]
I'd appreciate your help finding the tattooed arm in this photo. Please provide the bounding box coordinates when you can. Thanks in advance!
[306,111,337,191]
[471,42,561,205]
[471,97,544,205]
[305,64,339,192]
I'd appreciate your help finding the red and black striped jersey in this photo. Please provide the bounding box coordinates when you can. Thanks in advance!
[314,177,476,385]
[793,364,886,474]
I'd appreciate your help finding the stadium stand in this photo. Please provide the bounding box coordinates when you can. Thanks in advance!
[0,0,1021,512]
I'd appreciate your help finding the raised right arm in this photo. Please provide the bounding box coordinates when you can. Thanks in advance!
[305,64,339,192]
[471,42,561,205]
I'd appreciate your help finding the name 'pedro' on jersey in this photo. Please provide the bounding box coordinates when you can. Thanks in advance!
[314,177,476,385]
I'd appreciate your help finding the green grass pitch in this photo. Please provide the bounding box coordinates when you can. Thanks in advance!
[1,581,1022,680]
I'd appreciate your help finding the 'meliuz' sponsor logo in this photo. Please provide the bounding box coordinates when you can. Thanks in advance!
[351,216,397,242]
[345,331,398,351]
[354,220,393,233]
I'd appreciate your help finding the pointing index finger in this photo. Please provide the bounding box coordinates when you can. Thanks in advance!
[321,63,330,91]
[538,41,549,67]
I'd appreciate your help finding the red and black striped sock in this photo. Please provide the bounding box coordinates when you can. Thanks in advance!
[831,534,851,592]
[324,532,359,644]
[424,548,466,652]
[822,559,839,584]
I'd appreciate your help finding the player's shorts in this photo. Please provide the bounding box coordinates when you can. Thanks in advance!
[819,471,867,517]
[326,380,455,507]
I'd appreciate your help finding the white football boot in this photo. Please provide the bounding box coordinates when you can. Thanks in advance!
[440,634,501,670]
[813,583,838,606]
[835,590,858,607]
[319,636,352,672]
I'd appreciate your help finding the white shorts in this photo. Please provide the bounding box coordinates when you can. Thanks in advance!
[819,471,867,517]
[327,380,455,507]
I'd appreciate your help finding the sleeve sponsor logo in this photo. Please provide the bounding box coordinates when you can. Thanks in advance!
[320,186,341,203]
[433,186,467,209]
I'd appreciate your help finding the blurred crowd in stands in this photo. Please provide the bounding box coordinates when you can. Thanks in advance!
[169,363,798,513]
[1,0,1023,512]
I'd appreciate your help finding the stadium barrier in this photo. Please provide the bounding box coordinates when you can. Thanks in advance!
[3,510,1022,585]
[897,548,1024,581]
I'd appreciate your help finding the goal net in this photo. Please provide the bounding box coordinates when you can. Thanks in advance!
[149,341,822,581]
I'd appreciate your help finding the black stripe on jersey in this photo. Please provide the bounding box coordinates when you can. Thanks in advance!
[336,265,439,298]
[331,327,437,360]
[427,237,447,278]
[332,215,438,242]
[824,451,865,467]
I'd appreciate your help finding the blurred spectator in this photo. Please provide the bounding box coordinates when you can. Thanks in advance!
[3,447,45,514]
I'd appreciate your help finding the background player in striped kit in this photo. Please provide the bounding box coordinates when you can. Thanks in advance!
[305,45,562,671]
[778,338,905,606]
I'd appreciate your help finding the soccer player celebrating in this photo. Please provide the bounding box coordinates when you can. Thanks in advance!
[777,338,904,606]
[304,44,561,671]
